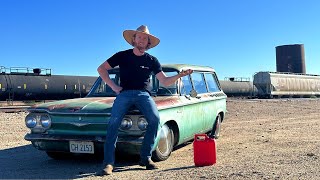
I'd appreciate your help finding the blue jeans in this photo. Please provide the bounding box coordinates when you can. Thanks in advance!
[103,90,160,165]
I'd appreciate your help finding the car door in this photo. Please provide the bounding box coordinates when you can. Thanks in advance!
[180,72,208,141]
[190,72,214,132]
[203,72,222,129]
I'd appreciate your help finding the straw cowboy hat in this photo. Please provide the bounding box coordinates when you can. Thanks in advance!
[123,25,160,49]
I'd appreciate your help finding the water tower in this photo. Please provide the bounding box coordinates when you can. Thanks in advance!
[276,44,306,74]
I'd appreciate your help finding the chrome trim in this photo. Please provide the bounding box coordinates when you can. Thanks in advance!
[69,122,91,127]
[24,133,144,145]
[27,108,112,116]
[24,133,106,142]
[54,121,107,125]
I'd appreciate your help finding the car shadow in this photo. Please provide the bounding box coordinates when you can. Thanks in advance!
[173,141,193,151]
[0,141,196,179]
[0,144,143,179]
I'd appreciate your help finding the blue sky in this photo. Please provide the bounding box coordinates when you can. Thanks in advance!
[1,0,319,80]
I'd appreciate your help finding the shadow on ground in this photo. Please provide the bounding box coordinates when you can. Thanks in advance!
[0,144,142,179]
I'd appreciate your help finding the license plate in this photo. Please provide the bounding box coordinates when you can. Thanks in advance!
[69,141,94,154]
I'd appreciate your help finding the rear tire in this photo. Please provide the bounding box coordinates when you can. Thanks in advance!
[152,124,174,161]
[212,114,222,139]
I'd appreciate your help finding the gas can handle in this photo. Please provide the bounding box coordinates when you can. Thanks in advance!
[195,134,207,141]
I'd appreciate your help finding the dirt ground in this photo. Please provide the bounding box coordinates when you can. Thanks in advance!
[0,98,319,179]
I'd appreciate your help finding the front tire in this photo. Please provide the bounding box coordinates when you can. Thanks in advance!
[152,124,174,161]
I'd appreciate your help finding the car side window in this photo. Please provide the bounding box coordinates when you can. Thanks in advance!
[158,71,178,95]
[204,73,220,92]
[191,72,208,94]
[181,75,193,95]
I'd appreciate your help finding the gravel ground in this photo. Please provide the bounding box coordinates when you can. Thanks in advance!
[0,98,319,179]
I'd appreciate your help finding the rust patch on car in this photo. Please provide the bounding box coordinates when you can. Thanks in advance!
[154,97,180,109]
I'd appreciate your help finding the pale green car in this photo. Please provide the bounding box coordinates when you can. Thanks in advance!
[24,64,227,161]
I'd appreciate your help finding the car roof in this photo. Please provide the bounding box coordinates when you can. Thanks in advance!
[161,64,215,72]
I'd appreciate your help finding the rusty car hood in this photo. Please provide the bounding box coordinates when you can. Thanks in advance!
[29,97,116,114]
[29,96,183,114]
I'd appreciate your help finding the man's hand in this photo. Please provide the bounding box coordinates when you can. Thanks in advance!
[112,85,123,95]
[156,69,193,87]
[179,69,193,77]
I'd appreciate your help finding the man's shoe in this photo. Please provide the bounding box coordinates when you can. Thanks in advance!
[99,164,113,175]
[139,159,158,170]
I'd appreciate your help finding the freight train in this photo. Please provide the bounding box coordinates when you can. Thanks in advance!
[0,66,256,101]
[1,66,320,101]
[0,66,97,101]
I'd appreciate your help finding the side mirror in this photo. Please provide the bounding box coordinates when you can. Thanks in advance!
[190,89,198,98]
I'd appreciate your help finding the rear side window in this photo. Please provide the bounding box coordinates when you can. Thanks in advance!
[204,73,220,92]
[191,73,208,94]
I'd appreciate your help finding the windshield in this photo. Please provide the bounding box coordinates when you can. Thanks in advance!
[87,68,179,97]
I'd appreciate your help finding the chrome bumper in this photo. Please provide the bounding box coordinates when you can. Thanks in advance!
[24,133,144,145]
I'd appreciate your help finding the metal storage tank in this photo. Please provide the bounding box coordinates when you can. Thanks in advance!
[276,44,306,74]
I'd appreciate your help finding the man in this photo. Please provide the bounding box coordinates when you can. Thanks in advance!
[97,25,193,175]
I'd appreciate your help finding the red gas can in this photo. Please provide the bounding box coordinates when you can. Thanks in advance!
[193,134,216,166]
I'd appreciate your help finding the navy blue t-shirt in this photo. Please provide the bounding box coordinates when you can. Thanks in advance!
[107,49,162,90]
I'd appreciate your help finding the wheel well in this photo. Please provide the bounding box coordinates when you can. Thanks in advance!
[218,112,224,122]
[164,120,179,146]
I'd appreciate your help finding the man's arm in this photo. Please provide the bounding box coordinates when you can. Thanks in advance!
[156,69,193,86]
[97,61,123,94]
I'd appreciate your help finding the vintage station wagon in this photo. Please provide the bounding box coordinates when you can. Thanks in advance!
[24,64,227,161]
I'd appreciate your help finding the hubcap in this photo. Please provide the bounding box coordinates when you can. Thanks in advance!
[157,125,172,155]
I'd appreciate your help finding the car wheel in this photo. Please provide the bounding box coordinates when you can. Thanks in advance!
[212,114,222,139]
[46,151,71,160]
[152,124,174,161]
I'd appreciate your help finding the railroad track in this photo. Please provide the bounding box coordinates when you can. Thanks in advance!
[0,106,30,113]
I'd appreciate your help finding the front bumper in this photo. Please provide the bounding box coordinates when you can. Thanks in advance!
[24,133,144,154]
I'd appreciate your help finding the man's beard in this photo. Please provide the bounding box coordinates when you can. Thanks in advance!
[137,44,147,53]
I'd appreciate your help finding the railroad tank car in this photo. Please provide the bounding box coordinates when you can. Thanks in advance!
[219,77,256,97]
[0,67,97,101]
[253,71,320,98]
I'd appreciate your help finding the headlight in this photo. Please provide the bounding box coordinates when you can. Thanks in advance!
[120,117,132,130]
[138,117,148,130]
[25,113,51,131]
[25,114,37,128]
[40,114,51,128]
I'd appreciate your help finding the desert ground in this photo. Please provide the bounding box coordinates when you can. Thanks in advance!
[0,98,319,179]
